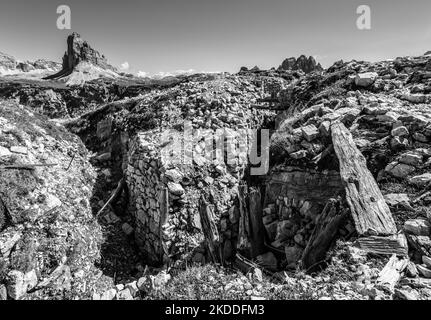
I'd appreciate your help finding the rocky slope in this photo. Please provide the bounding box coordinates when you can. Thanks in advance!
[2,33,431,300]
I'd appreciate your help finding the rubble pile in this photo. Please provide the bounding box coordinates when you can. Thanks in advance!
[0,100,103,299]
[260,53,431,288]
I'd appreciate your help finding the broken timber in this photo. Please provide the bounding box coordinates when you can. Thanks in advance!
[376,254,409,292]
[236,186,266,259]
[302,198,347,272]
[331,122,407,255]
[199,196,221,263]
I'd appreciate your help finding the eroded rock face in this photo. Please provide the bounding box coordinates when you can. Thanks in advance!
[45,33,117,81]
[0,99,103,299]
[63,33,117,72]
[278,55,323,74]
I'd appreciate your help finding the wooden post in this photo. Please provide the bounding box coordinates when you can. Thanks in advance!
[331,122,397,236]
[302,198,347,272]
[199,196,221,263]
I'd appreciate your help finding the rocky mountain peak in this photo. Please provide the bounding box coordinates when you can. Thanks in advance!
[45,33,117,80]
[63,32,116,72]
[278,55,323,74]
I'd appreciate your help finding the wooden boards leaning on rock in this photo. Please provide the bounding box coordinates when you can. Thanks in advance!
[331,122,408,256]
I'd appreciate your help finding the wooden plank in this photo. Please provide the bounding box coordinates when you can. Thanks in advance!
[237,186,252,256]
[376,254,409,292]
[331,122,397,236]
[301,198,347,272]
[199,196,221,263]
[248,188,266,258]
[355,233,408,256]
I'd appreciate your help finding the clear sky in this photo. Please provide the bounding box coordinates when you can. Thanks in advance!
[0,0,430,75]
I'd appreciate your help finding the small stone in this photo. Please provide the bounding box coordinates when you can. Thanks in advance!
[45,194,62,209]
[164,169,183,182]
[405,261,418,278]
[399,153,422,167]
[377,112,399,123]
[0,284,7,300]
[301,125,320,142]
[319,121,331,137]
[394,287,419,300]
[385,162,415,178]
[413,132,429,143]
[122,223,134,236]
[390,136,409,150]
[285,246,302,264]
[116,288,134,300]
[0,146,12,158]
[0,231,21,257]
[92,292,101,300]
[95,152,111,162]
[125,281,139,297]
[167,182,185,196]
[404,219,431,236]
[391,126,409,137]
[417,265,431,278]
[9,146,28,155]
[423,256,431,269]
[204,176,214,185]
[290,150,308,159]
[100,288,117,300]
[384,193,412,210]
[294,234,304,245]
[409,173,431,187]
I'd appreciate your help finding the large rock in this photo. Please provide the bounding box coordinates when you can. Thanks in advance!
[355,72,378,87]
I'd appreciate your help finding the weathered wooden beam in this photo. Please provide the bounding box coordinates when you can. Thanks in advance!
[237,186,252,256]
[376,254,409,292]
[96,178,125,217]
[236,186,266,259]
[331,122,397,236]
[355,233,408,256]
[248,188,266,258]
[301,198,347,272]
[199,196,221,263]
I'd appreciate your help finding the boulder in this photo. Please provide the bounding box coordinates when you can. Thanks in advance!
[355,72,378,87]
[385,162,415,178]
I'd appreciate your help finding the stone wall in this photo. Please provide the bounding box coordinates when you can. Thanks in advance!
[125,127,258,266]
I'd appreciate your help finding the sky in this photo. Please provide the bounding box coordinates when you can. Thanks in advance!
[0,0,430,75]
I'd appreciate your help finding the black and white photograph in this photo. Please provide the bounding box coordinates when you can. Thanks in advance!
[0,0,431,312]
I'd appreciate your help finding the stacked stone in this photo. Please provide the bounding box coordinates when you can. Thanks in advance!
[261,166,346,268]
[126,126,256,266]
[126,131,167,264]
